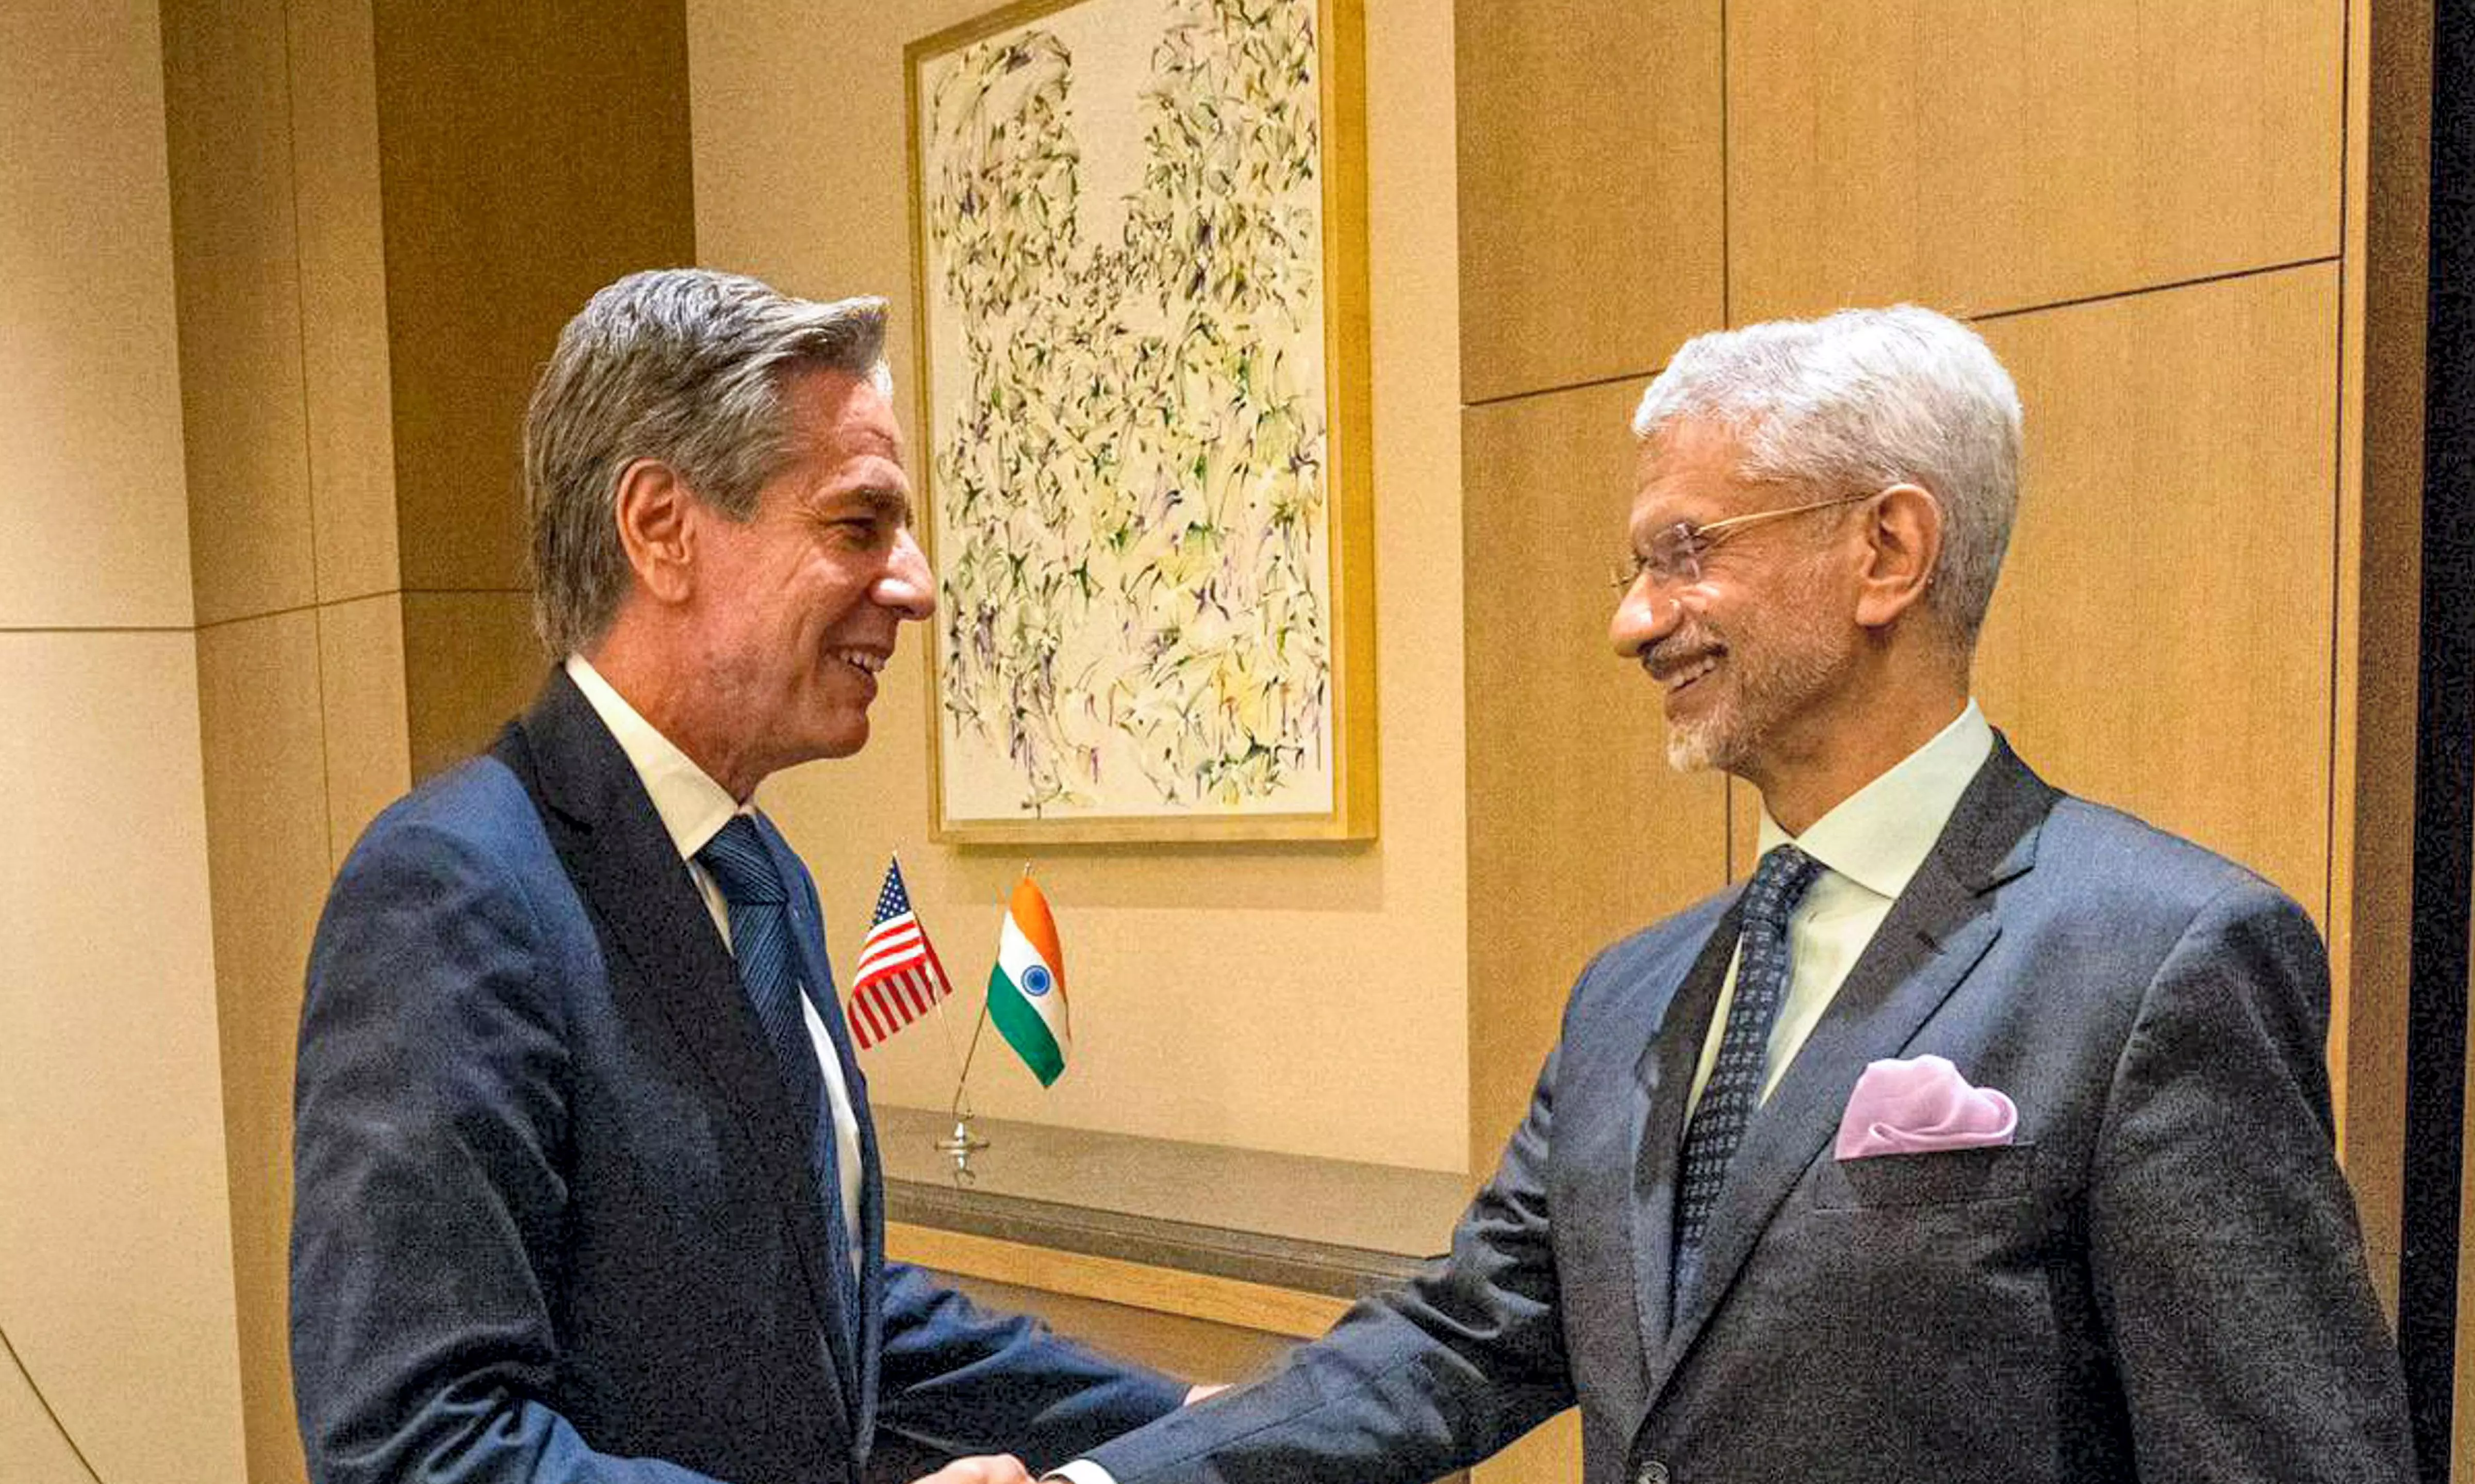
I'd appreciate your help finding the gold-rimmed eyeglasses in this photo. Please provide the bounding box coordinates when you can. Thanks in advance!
[1608,493,1875,591]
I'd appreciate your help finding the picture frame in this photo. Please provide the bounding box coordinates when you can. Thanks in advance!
[905,0,1374,845]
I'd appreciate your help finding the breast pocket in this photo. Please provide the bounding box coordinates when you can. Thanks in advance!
[1812,1143,2037,1210]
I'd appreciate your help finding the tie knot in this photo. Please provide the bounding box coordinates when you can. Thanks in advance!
[1743,844,1823,931]
[697,816,787,906]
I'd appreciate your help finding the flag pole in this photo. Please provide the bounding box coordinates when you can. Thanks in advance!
[936,1001,992,1181]
[950,997,991,1117]
[937,864,1028,1182]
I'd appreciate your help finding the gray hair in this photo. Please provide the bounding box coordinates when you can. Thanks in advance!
[524,267,893,655]
[1630,304,2023,644]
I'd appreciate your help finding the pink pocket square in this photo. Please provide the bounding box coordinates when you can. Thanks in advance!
[1834,1055,2018,1160]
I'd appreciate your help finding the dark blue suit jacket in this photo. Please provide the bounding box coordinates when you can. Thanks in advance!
[1086,739,2414,1484]
[291,671,1183,1484]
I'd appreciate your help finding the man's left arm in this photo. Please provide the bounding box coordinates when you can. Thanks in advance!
[2087,878,2415,1481]
[871,1261,1189,1475]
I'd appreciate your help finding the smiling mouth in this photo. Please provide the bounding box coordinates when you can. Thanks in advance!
[1652,651,1720,694]
[829,648,888,676]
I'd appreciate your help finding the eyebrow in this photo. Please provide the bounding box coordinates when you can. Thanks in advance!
[843,483,914,527]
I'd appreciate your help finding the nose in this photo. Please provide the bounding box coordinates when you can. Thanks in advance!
[1609,576,1684,657]
[878,527,937,620]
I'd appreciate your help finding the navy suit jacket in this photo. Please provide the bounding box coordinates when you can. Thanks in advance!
[291,671,1184,1484]
[1086,739,2414,1484]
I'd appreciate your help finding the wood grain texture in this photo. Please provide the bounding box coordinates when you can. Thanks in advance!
[0,0,193,630]
[1727,0,2343,322]
[1461,382,1730,1166]
[318,593,411,870]
[2335,0,2427,1324]
[0,634,242,1484]
[1455,0,1724,403]
[375,0,696,591]
[1971,265,2339,917]
[886,1224,1350,1339]
[160,0,317,626]
[196,612,331,1484]
[292,0,400,607]
[401,590,545,783]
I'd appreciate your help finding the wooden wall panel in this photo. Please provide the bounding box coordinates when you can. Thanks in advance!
[1728,0,2342,322]
[402,590,546,782]
[1971,265,2339,918]
[161,0,319,626]
[375,0,696,591]
[292,0,400,606]
[1454,1,2387,1477]
[0,0,193,631]
[195,612,332,1484]
[1,1339,96,1484]
[1455,0,1723,403]
[1462,381,1730,1165]
[0,634,243,1484]
[318,593,412,866]
[2331,0,2429,1312]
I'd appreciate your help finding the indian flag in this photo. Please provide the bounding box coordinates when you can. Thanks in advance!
[988,876,1069,1086]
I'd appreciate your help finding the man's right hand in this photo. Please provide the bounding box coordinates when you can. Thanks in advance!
[911,1455,1032,1484]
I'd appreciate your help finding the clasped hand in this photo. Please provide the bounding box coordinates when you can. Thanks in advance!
[910,1456,1034,1484]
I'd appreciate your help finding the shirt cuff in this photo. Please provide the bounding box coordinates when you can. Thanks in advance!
[1047,1461,1118,1484]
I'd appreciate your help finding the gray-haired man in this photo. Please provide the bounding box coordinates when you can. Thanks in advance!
[1062,305,2413,1483]
[291,269,1187,1484]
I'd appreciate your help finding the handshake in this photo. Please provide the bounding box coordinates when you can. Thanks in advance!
[909,1385,1227,1484]
[911,1459,1039,1484]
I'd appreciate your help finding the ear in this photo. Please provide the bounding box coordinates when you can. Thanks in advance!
[613,458,698,605]
[1851,483,1942,631]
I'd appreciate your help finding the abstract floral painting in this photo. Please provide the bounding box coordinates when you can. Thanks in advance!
[909,0,1372,842]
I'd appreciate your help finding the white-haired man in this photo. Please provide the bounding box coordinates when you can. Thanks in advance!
[1058,306,2414,1483]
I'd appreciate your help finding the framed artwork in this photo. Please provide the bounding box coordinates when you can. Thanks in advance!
[906,0,1374,844]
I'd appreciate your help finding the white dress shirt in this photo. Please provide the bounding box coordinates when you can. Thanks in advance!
[1687,699,1994,1111]
[565,654,865,1257]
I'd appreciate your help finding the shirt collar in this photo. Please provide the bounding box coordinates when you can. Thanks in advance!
[1754,700,1995,902]
[564,653,744,863]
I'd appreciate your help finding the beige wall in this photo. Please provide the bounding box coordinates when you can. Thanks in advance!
[1454,0,2401,1178]
[161,3,701,1479]
[689,0,1472,1172]
[1455,7,2390,1477]
[160,0,404,1477]
[0,4,249,1483]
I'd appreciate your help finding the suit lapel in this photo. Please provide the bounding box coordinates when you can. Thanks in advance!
[1648,739,2058,1389]
[506,671,858,1443]
[1628,900,1745,1371]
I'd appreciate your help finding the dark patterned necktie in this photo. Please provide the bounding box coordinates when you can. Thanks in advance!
[699,817,826,1127]
[696,816,860,1365]
[1674,843,1825,1299]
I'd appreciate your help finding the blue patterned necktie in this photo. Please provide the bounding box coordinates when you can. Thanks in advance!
[1674,843,1825,1299]
[696,817,860,1363]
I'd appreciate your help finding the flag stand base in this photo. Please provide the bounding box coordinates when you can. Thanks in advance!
[933,1118,989,1183]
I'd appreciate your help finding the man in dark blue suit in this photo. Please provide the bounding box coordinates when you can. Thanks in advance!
[291,269,1187,1484]
[1061,307,2415,1484]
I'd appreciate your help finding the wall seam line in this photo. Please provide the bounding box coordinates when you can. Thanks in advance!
[1464,254,2349,411]
[0,1322,108,1484]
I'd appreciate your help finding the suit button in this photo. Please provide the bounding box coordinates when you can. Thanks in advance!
[1636,1463,1670,1484]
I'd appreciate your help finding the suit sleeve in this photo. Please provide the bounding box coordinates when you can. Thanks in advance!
[868,1261,1186,1475]
[1080,1044,1576,1484]
[2086,879,2415,1482]
[290,818,725,1484]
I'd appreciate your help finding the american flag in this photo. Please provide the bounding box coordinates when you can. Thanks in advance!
[845,858,954,1049]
